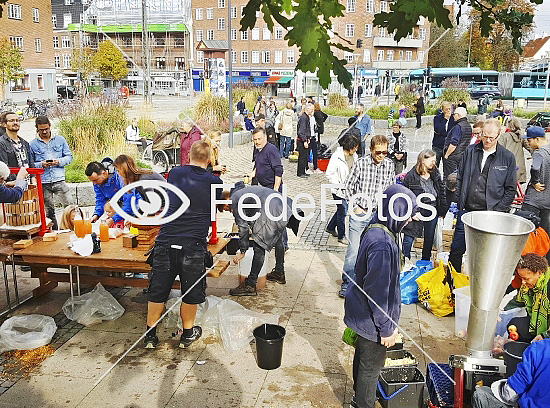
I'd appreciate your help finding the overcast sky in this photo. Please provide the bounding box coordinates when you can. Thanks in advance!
[533,1,550,37]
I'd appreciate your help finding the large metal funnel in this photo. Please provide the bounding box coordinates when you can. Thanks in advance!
[462,211,534,357]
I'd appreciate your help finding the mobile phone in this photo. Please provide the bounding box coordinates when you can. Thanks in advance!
[46,159,54,163]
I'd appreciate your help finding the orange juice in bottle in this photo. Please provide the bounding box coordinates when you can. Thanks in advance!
[84,220,92,235]
[73,207,85,238]
[99,221,109,242]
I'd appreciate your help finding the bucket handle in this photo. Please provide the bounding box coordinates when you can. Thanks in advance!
[377,381,409,400]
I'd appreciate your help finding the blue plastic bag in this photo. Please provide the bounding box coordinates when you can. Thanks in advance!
[308,150,313,163]
[400,260,432,304]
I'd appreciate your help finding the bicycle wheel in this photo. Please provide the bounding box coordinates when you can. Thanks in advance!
[152,150,170,173]
[142,142,153,162]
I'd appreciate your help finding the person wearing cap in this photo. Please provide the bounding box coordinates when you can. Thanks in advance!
[443,107,472,180]
[0,162,27,203]
[448,118,517,273]
[522,126,550,262]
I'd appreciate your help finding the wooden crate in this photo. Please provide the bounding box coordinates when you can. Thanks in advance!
[4,185,41,227]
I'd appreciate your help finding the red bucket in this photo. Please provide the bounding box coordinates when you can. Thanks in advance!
[317,158,329,172]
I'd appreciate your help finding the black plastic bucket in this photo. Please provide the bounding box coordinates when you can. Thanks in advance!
[253,323,285,370]
[503,341,530,378]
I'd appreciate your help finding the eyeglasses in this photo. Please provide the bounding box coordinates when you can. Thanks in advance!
[481,135,499,141]
[374,150,388,155]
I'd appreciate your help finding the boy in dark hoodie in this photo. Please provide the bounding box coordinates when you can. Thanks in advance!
[344,184,418,408]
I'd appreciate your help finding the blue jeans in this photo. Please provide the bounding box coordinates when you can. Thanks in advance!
[342,212,375,291]
[402,217,438,260]
[449,210,467,273]
[327,194,348,239]
[279,135,291,158]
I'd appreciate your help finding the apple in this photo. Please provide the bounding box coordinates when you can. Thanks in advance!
[508,325,517,333]
[510,331,519,341]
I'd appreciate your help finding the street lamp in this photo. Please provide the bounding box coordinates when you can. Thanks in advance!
[544,51,550,109]
[353,53,360,106]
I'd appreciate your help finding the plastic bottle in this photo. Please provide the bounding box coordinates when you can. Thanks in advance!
[73,207,85,238]
[84,220,92,235]
[99,220,109,242]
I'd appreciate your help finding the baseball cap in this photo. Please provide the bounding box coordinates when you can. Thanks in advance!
[523,126,545,139]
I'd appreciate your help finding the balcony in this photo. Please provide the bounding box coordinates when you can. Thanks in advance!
[371,60,423,70]
[373,37,423,48]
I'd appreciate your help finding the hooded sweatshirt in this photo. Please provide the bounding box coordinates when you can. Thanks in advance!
[344,184,418,342]
[499,130,526,184]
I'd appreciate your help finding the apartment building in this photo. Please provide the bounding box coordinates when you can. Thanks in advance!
[0,0,56,102]
[191,0,430,97]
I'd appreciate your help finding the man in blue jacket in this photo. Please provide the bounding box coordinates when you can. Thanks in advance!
[30,116,72,230]
[353,104,371,157]
[344,184,417,408]
[472,338,550,408]
[432,102,454,168]
[0,162,27,203]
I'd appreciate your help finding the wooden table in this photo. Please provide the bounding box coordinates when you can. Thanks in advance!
[17,233,230,298]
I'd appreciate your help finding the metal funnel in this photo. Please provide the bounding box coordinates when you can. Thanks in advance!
[462,211,534,357]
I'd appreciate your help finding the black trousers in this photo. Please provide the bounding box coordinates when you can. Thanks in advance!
[416,114,422,128]
[432,146,444,168]
[352,335,387,408]
[443,156,459,180]
[297,140,309,176]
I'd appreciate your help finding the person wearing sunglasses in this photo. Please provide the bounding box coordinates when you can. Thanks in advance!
[448,118,517,273]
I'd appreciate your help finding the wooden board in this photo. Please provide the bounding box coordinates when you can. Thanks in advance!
[13,239,33,249]
[207,260,230,278]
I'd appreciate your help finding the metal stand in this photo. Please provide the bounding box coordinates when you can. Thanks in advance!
[0,255,35,316]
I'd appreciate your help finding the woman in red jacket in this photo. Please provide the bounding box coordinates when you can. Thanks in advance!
[179,121,203,166]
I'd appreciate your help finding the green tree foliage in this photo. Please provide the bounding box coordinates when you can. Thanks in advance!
[92,41,128,82]
[71,47,96,82]
[438,77,471,105]
[428,25,467,68]
[244,0,540,88]
[0,36,24,100]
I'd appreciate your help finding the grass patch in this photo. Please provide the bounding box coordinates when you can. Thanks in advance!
[324,107,355,117]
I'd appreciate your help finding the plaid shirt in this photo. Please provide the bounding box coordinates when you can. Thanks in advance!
[345,154,395,211]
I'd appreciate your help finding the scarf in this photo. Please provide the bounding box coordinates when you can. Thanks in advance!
[517,268,550,335]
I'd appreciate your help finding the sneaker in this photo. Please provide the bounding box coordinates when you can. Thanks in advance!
[298,174,310,178]
[266,269,286,284]
[338,287,347,298]
[338,237,349,245]
[305,169,313,175]
[325,228,338,237]
[229,282,257,296]
[350,394,358,408]
[179,326,202,348]
[314,168,323,174]
[144,334,159,349]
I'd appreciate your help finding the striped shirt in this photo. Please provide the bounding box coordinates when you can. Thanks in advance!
[345,155,395,211]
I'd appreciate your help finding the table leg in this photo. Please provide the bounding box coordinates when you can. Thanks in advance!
[11,255,19,305]
[69,265,74,301]
[76,266,81,296]
[2,261,11,311]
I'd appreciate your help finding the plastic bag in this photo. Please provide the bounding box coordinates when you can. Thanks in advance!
[416,260,469,317]
[400,260,432,304]
[0,315,57,352]
[62,283,125,326]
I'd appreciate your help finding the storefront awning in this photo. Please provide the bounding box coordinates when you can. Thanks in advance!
[277,76,293,84]
[264,76,281,84]
[252,77,268,85]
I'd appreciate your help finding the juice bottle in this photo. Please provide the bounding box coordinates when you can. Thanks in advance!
[84,220,92,235]
[99,221,109,242]
[73,207,84,238]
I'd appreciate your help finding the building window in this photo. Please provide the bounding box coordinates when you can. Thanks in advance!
[275,27,283,40]
[32,8,39,22]
[122,36,132,46]
[240,5,245,17]
[231,29,237,41]
[37,75,44,90]
[231,6,237,18]
[274,50,282,64]
[196,30,203,41]
[379,27,386,37]
[52,15,57,27]
[155,57,166,69]
[9,36,23,51]
[62,36,71,48]
[399,50,404,60]
[8,4,22,20]
[197,50,204,63]
[365,0,374,13]
[377,50,384,61]
[387,50,393,61]
[344,52,353,62]
[252,51,260,64]
[363,49,370,63]
[262,51,270,63]
[63,13,72,28]
[218,0,225,8]
[64,0,71,4]
[53,36,59,49]
[174,36,185,47]
[218,18,225,30]
[54,56,60,68]
[175,57,185,70]
[346,0,356,12]
[195,8,203,20]
[286,50,294,64]
[252,28,259,40]
[80,13,84,23]
[10,74,30,91]
[364,24,372,38]
[35,38,41,53]
[263,28,270,40]
[406,50,412,61]
[419,28,426,41]
[241,30,248,40]
[206,30,214,41]
[418,51,425,62]
[380,1,388,12]
[345,24,354,38]
[206,8,213,19]
[231,50,237,63]
[63,54,70,68]
[241,51,248,63]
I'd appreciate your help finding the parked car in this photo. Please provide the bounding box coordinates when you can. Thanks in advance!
[469,85,502,99]
[57,85,75,99]
[527,112,550,132]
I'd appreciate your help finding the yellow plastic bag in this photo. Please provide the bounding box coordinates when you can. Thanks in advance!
[416,260,469,317]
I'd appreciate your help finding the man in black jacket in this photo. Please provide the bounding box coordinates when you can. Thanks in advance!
[0,112,35,178]
[443,107,471,180]
[432,102,454,168]
[449,118,516,272]
[414,93,425,129]
[296,103,315,178]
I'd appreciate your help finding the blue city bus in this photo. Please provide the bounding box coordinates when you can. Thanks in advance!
[512,71,549,99]
[408,67,499,98]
